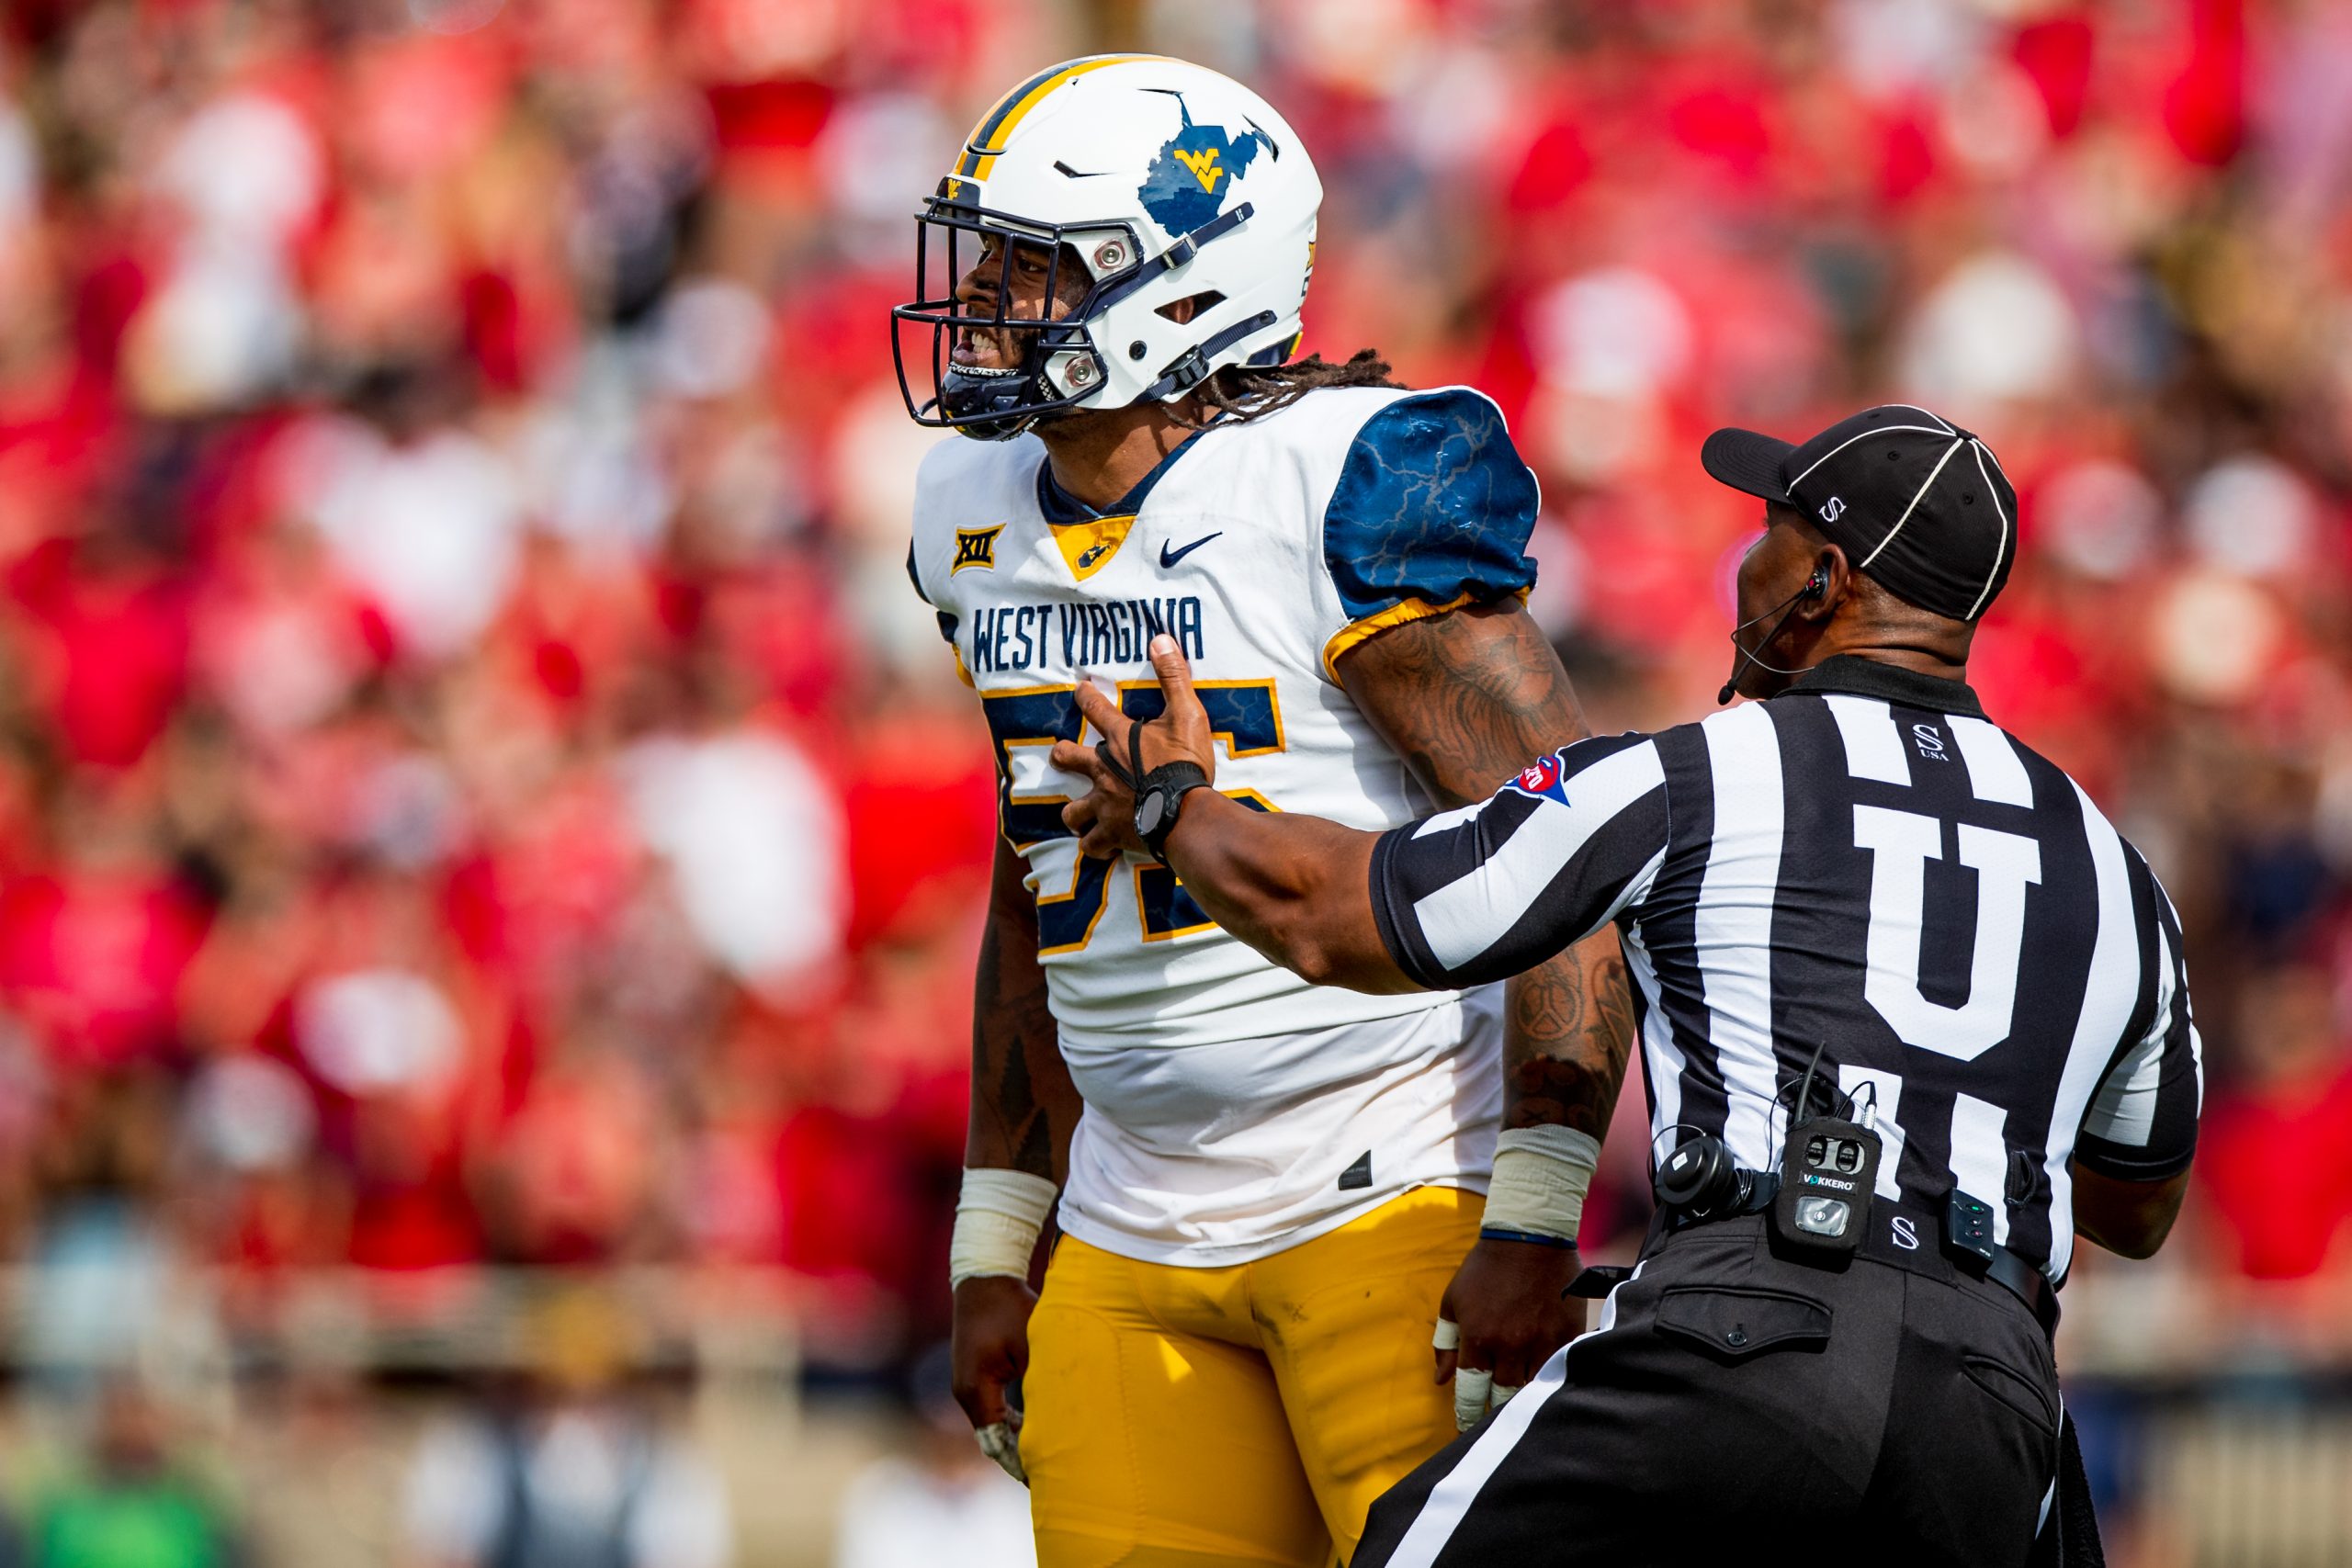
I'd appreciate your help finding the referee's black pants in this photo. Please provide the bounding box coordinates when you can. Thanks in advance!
[1353,1213,2062,1568]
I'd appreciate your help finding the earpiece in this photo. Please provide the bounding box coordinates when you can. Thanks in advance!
[1715,565,1833,705]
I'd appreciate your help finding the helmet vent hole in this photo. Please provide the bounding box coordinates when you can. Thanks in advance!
[1128,342,1148,360]
[1157,290,1226,323]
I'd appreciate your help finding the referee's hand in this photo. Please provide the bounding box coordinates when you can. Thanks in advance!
[1055,635,1218,859]
[1435,1235,1586,1428]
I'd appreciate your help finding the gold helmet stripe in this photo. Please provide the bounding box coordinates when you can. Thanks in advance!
[955,54,1162,182]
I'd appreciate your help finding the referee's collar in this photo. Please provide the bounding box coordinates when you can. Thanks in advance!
[1781,655,1985,718]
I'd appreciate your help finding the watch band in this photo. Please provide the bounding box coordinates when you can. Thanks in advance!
[1135,761,1210,863]
[1097,706,1210,864]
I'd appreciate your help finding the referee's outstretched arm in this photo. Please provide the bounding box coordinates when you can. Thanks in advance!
[1055,632,1649,996]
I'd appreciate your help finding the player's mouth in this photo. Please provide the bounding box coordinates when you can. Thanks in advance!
[952,327,1021,375]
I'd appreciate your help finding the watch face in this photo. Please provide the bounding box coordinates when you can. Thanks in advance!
[1136,792,1167,836]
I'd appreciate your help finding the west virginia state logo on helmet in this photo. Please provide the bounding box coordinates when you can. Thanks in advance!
[890,56,1322,440]
[1137,95,1276,233]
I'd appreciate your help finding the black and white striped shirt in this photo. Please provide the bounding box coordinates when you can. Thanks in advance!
[1370,656,2201,1281]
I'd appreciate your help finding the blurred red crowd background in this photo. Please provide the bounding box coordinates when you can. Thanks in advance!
[0,0,2345,1393]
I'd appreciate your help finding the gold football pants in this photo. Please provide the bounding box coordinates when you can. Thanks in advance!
[1022,1185,1481,1567]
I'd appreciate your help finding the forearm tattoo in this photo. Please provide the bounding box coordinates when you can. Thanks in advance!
[970,851,1081,1182]
[1365,611,1584,797]
[1341,603,1636,1137]
[1504,950,1635,1137]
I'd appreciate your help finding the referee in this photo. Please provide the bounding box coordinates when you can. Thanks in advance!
[1050,404,2200,1567]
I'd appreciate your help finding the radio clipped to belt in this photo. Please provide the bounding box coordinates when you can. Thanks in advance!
[1770,1042,1881,1259]
[1651,1041,1883,1259]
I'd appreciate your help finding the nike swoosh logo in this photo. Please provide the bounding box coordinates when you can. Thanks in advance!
[1159,533,1222,569]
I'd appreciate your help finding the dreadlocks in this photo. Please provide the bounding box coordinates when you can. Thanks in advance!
[1172,348,1405,428]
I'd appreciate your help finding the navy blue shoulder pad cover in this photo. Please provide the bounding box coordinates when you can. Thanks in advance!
[1322,388,1541,626]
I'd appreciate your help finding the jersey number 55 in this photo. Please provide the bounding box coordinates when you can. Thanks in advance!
[981,679,1283,953]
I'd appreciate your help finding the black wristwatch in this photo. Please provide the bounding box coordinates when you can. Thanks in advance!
[1134,761,1210,863]
[1097,713,1211,864]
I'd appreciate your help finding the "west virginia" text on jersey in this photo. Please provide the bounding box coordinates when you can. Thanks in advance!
[967,596,1207,675]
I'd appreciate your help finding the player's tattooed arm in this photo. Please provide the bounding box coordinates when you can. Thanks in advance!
[1335,600,1631,1398]
[955,837,1078,1454]
[1336,599,1636,1141]
[969,835,1083,1183]
[1498,943,1635,1137]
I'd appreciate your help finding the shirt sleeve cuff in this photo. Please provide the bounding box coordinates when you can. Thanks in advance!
[1368,827,1449,992]
[2073,1134,2198,1183]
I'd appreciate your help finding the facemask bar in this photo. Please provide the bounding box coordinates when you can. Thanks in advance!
[889,191,1134,434]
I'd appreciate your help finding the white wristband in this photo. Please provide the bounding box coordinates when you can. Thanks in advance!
[1481,1125,1601,1244]
[949,1168,1059,1291]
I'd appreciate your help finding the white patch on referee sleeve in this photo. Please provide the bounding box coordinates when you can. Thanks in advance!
[1410,741,1665,974]
[2081,920,2175,1147]
[2039,783,2143,1280]
[1948,1092,2012,1247]
[2086,1036,2165,1148]
[1826,695,1909,784]
[1951,716,2034,807]
[1698,705,1786,1170]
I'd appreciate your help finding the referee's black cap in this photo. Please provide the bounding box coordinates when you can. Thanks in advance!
[1702,405,2019,623]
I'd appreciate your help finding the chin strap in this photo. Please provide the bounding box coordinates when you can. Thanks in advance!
[1141,310,1281,401]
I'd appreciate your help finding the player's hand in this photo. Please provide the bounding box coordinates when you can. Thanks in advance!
[952,1274,1038,1483]
[1051,633,1217,859]
[1433,1236,1586,1429]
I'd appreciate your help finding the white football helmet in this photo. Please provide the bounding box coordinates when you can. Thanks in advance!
[891,55,1322,440]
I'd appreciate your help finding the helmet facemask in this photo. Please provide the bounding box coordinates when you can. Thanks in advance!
[890,184,1137,442]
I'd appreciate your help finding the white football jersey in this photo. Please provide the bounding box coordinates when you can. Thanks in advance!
[910,385,1545,1263]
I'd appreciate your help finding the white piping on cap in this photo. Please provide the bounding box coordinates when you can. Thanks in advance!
[1789,423,1952,491]
[1860,436,1965,570]
[1962,441,2011,621]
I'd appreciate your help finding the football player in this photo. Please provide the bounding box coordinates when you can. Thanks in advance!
[894,56,1632,1567]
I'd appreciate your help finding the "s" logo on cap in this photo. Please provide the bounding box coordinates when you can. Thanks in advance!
[1820,496,1847,523]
